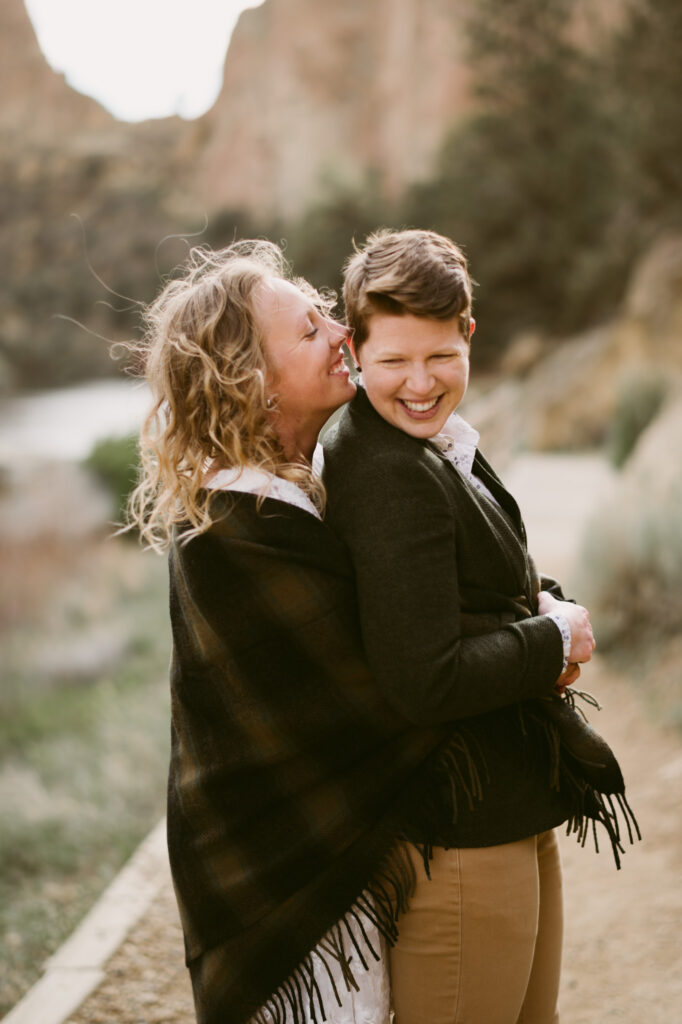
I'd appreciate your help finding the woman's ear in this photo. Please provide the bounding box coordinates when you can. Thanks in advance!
[348,336,361,370]
[469,318,476,338]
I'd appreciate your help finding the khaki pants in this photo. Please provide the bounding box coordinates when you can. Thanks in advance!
[389,831,563,1024]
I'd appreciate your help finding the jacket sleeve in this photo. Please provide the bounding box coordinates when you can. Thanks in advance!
[326,449,564,727]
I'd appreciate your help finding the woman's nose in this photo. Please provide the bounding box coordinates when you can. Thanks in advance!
[329,320,349,347]
[406,364,434,393]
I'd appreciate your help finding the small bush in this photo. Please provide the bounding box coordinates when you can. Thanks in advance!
[576,473,682,648]
[84,433,140,527]
[573,400,682,729]
[606,371,668,468]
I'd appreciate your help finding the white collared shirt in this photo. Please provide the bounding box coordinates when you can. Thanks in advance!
[429,412,499,505]
[205,465,321,520]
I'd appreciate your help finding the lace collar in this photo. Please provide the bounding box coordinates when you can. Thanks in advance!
[429,412,480,478]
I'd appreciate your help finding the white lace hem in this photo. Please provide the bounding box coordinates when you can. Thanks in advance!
[255,913,392,1024]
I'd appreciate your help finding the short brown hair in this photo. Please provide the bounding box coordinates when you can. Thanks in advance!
[343,228,473,351]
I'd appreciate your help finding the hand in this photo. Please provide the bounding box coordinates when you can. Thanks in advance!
[538,591,596,664]
[555,661,581,695]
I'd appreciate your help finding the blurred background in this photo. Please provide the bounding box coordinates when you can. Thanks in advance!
[1,0,681,1014]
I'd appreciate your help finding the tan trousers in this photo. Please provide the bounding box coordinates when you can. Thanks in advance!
[389,831,563,1024]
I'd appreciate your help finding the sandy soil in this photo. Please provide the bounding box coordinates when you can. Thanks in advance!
[65,454,682,1024]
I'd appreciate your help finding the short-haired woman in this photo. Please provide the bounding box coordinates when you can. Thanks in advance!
[322,228,638,1024]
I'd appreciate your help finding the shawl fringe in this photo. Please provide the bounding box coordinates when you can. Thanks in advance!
[249,841,417,1024]
[519,691,641,870]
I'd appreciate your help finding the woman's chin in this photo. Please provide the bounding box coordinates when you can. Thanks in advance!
[336,376,357,403]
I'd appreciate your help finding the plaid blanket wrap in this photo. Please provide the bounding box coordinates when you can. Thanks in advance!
[167,490,465,1023]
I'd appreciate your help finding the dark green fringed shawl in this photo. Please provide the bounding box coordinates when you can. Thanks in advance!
[167,488,637,1024]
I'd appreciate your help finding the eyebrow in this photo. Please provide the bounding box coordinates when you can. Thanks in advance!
[375,345,458,357]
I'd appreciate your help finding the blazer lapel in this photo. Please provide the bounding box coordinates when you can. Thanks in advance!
[472,451,526,540]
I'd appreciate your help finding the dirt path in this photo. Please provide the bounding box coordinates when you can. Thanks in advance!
[66,454,681,1024]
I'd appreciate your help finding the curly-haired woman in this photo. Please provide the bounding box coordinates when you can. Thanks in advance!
[130,240,440,1024]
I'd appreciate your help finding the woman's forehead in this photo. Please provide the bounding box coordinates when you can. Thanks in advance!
[365,312,466,352]
[255,277,313,324]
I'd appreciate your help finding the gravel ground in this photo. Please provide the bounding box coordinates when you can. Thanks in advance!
[67,867,194,1024]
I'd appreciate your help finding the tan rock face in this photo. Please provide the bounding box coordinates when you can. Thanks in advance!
[191,0,472,218]
[0,4,198,389]
[5,0,473,233]
[464,234,682,461]
[0,0,113,141]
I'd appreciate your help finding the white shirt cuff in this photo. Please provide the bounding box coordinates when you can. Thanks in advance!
[544,611,571,671]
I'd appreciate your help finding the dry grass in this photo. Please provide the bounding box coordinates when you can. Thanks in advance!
[0,535,90,632]
[0,533,171,1016]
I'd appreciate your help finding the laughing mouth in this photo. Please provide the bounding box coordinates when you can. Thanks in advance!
[399,396,441,413]
[329,355,348,376]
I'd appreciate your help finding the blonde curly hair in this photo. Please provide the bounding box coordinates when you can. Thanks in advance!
[129,240,329,551]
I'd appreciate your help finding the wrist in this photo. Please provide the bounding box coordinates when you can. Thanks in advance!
[543,610,571,671]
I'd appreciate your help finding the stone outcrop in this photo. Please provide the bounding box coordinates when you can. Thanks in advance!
[190,0,471,218]
[0,1,193,388]
[464,234,682,463]
[0,0,113,142]
[6,0,648,392]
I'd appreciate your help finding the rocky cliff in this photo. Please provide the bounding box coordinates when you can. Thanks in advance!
[188,0,471,218]
[1,0,477,388]
[3,0,646,394]
[463,235,682,463]
[0,0,114,142]
[0,0,193,390]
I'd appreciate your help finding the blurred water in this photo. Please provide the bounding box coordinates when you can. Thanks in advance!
[0,379,151,466]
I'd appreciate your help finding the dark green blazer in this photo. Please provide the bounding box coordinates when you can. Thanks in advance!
[323,386,571,846]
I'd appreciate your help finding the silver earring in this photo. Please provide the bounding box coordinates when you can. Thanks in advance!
[266,397,273,409]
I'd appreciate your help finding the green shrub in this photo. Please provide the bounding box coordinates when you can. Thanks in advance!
[576,485,682,729]
[84,433,139,526]
[576,472,682,647]
[606,372,668,468]
[573,401,682,729]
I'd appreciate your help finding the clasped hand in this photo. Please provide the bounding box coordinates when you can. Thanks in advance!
[538,590,596,694]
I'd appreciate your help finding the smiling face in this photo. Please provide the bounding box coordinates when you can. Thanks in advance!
[352,312,471,438]
[256,277,356,454]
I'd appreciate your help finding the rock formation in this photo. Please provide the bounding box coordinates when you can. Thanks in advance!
[3,0,646,392]
[190,0,471,218]
[0,0,113,142]
[0,0,192,390]
[464,234,682,463]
